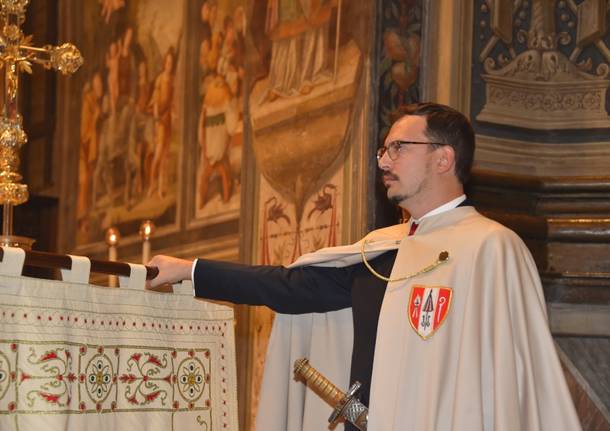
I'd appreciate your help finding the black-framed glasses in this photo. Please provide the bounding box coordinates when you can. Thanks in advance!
[376,140,445,161]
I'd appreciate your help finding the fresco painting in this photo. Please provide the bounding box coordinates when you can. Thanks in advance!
[194,0,245,223]
[248,0,361,264]
[76,0,184,247]
[244,0,367,427]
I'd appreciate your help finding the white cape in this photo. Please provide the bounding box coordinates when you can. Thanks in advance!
[256,207,581,430]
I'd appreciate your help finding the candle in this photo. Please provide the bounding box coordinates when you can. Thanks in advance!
[105,227,120,287]
[139,220,156,264]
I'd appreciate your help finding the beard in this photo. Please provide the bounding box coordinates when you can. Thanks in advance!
[383,172,428,205]
[383,173,406,204]
[389,193,407,205]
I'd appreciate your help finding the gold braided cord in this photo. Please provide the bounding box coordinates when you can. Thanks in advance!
[360,235,450,283]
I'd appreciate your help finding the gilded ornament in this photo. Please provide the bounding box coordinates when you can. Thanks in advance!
[0,0,29,15]
[3,24,20,41]
[0,120,26,148]
[0,182,27,205]
[50,43,84,75]
[0,0,82,244]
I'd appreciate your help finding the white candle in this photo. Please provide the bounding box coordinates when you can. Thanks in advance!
[105,227,120,287]
[142,240,151,264]
[139,220,155,264]
[108,244,117,261]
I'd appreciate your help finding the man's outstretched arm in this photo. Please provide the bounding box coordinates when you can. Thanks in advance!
[146,255,353,314]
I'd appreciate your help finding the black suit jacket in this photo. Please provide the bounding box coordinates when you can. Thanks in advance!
[194,251,395,420]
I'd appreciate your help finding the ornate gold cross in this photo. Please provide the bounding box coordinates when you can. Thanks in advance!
[0,0,82,247]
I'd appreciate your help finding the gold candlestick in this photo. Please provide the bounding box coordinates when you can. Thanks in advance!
[105,227,120,287]
[139,220,155,264]
[0,0,83,247]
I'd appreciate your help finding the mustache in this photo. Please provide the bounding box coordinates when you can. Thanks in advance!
[382,172,400,182]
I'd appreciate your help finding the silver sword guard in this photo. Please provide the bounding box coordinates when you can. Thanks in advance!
[328,381,368,430]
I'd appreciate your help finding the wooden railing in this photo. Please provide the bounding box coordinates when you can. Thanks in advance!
[0,248,159,280]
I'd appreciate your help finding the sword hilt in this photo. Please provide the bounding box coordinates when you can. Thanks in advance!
[294,358,344,405]
[294,358,368,431]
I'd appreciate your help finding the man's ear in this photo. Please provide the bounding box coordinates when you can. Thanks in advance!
[436,145,456,174]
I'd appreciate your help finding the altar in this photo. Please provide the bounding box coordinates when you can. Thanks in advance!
[0,247,238,430]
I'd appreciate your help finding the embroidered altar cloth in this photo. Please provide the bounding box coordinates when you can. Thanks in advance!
[0,247,237,430]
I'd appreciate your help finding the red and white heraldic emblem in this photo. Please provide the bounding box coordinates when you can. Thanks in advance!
[408,285,452,340]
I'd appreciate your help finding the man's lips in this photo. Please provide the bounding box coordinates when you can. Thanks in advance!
[383,173,399,186]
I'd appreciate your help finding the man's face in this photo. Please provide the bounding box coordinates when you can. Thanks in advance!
[378,115,437,206]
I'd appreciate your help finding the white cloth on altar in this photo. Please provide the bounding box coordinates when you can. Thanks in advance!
[256,207,581,430]
[0,251,238,431]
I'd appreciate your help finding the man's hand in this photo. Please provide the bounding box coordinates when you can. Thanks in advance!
[146,255,194,289]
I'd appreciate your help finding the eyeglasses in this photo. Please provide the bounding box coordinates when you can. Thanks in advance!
[376,140,445,161]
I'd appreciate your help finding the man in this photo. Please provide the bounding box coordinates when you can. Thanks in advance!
[148,103,581,430]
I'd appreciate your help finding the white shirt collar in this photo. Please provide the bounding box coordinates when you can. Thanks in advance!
[411,194,467,223]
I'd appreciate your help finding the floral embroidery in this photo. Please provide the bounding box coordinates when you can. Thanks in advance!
[22,347,75,408]
[0,342,218,416]
[120,352,169,406]
[85,354,114,403]
[177,357,206,402]
[0,289,235,429]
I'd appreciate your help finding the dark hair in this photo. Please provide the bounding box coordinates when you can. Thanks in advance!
[397,102,475,184]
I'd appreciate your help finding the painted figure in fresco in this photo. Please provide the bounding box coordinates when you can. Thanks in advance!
[135,60,154,194]
[218,16,242,99]
[78,72,104,226]
[200,0,215,42]
[149,102,582,431]
[232,6,247,84]
[118,27,134,102]
[200,36,211,76]
[148,48,176,199]
[217,17,236,80]
[199,1,221,80]
[106,27,135,118]
[197,3,244,210]
[197,73,239,208]
[99,0,125,24]
[264,0,335,101]
[93,91,139,209]
[105,41,121,116]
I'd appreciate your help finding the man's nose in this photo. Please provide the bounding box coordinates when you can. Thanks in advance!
[377,151,391,170]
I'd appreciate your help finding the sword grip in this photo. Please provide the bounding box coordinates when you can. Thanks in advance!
[294,358,344,405]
